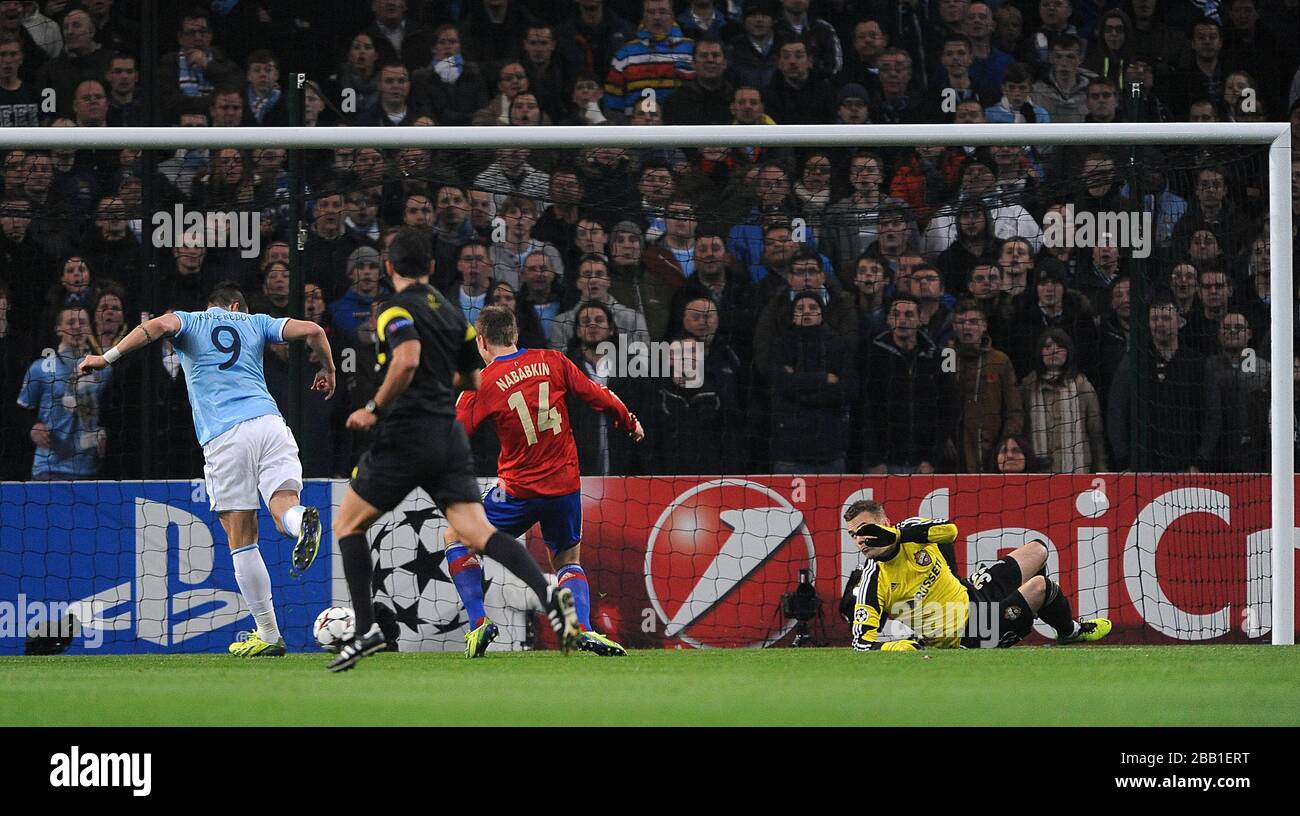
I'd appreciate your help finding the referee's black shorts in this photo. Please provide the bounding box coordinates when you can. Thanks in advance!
[350,415,482,514]
[961,556,1035,648]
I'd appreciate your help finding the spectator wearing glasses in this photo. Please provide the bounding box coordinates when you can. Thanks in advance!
[158,8,240,117]
[1179,266,1235,357]
[450,240,493,325]
[1084,9,1132,86]
[472,61,528,126]
[1171,166,1255,260]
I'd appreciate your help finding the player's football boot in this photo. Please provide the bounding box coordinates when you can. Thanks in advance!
[228,632,286,657]
[1059,618,1112,644]
[545,586,581,656]
[464,620,499,658]
[290,506,322,577]
[577,630,627,657]
[327,624,388,672]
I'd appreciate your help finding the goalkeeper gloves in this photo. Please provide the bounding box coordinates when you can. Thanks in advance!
[851,522,900,547]
[880,639,923,652]
[839,568,862,622]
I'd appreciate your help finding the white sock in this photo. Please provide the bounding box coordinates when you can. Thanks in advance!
[232,544,280,643]
[281,505,305,538]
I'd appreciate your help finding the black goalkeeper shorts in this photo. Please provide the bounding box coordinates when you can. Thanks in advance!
[350,416,482,515]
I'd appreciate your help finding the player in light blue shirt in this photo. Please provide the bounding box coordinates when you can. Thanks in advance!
[79,282,337,657]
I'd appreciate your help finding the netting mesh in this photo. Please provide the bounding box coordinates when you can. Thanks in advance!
[0,135,1286,653]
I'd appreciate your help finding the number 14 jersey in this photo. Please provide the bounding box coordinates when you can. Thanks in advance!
[456,348,636,499]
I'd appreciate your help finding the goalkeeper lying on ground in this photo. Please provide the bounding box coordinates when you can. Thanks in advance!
[840,499,1111,650]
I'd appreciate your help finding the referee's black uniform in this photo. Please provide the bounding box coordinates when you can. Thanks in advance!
[350,282,483,513]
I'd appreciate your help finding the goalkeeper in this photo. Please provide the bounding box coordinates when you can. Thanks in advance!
[841,499,1111,650]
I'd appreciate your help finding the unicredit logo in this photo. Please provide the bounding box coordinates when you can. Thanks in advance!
[644,479,816,648]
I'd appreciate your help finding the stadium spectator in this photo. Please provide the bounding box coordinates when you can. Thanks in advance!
[792,152,833,219]
[654,301,744,476]
[40,254,96,345]
[0,30,38,126]
[0,3,47,83]
[667,228,755,357]
[963,2,1013,96]
[1031,35,1090,123]
[244,50,286,126]
[871,47,926,124]
[519,22,571,125]
[489,196,564,290]
[430,184,475,288]
[332,32,381,116]
[603,0,694,118]
[847,252,890,339]
[357,61,423,126]
[763,36,836,125]
[665,33,732,124]
[984,61,1050,124]
[837,18,886,96]
[1019,327,1108,473]
[521,248,565,338]
[1096,274,1130,408]
[1022,0,1084,68]
[728,0,779,90]
[0,281,31,480]
[1083,76,1121,123]
[766,289,856,473]
[17,305,110,479]
[462,0,531,64]
[824,151,886,269]
[643,196,697,281]
[1009,263,1100,383]
[103,53,142,126]
[1107,293,1207,471]
[1084,8,1132,85]
[83,195,139,295]
[926,33,983,117]
[328,246,384,338]
[953,298,1023,472]
[448,240,493,325]
[753,246,856,375]
[473,147,549,209]
[551,251,649,350]
[34,8,114,118]
[1168,260,1200,318]
[1171,165,1256,258]
[608,218,680,341]
[158,7,241,116]
[362,0,434,72]
[889,146,964,228]
[923,159,1042,256]
[1168,17,1229,119]
[489,279,549,351]
[564,300,651,475]
[411,24,486,127]
[1072,239,1123,316]
[559,70,610,125]
[774,0,841,78]
[532,170,585,270]
[557,0,634,81]
[207,85,247,127]
[860,294,955,474]
[912,263,956,347]
[1199,310,1270,472]
[303,191,372,302]
[1179,266,1234,356]
[988,432,1038,473]
[250,259,291,320]
[935,199,996,294]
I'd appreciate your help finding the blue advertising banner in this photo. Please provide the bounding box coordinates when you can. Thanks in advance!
[0,481,334,655]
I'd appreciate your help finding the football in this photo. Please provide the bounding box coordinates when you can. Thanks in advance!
[313,607,356,652]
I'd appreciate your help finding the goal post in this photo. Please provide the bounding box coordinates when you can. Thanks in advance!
[0,122,1291,649]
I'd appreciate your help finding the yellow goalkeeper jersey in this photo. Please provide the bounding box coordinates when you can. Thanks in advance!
[851,518,969,650]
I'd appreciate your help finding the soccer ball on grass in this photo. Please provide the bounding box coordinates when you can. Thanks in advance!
[313,606,356,652]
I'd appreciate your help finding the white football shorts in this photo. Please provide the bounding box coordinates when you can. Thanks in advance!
[202,414,303,512]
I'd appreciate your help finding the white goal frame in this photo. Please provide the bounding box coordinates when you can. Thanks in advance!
[5,122,1291,644]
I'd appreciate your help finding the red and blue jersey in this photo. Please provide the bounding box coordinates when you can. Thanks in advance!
[456,348,636,498]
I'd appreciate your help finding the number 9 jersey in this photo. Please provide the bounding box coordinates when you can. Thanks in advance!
[172,307,288,445]
[456,348,637,499]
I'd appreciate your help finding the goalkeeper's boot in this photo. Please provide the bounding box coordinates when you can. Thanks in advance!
[327,623,387,672]
[545,586,581,656]
[464,620,499,659]
[577,630,627,657]
[1059,618,1112,644]
[290,506,322,577]
[228,632,286,657]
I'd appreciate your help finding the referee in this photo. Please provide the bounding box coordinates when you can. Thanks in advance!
[329,227,580,672]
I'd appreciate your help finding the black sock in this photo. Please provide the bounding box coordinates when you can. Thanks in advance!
[339,533,376,635]
[1037,581,1076,637]
[483,531,550,607]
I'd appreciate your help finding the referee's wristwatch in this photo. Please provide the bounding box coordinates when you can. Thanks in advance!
[365,399,382,416]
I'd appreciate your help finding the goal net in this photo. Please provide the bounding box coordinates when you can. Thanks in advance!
[0,122,1292,653]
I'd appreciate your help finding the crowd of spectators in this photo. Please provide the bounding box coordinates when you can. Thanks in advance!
[0,0,1298,482]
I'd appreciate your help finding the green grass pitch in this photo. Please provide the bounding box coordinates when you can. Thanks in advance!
[3,646,1297,726]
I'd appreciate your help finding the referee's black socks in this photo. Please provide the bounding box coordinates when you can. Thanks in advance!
[339,533,377,635]
[484,531,551,607]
